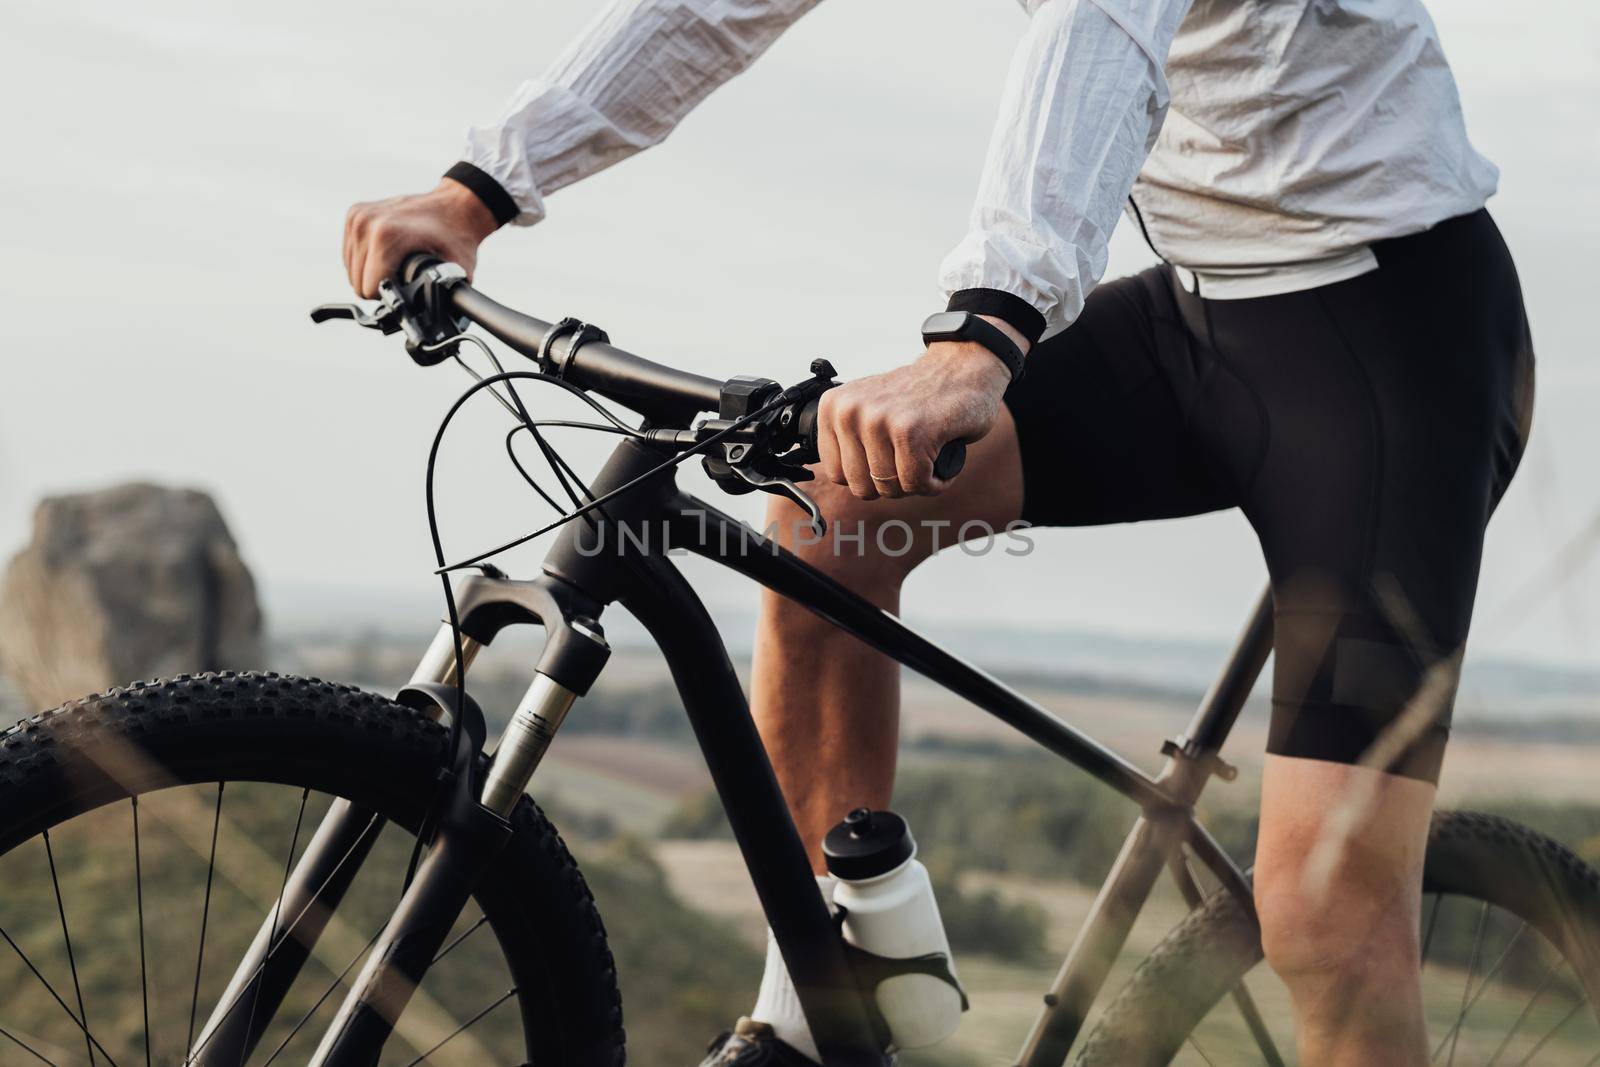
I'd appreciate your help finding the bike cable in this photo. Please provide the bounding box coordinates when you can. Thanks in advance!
[413,335,789,869]
[411,334,638,876]
[430,380,791,576]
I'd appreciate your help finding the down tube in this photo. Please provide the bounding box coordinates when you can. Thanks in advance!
[613,548,886,1065]
[668,498,1172,810]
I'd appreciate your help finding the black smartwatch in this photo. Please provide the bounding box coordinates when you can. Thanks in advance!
[921,310,1025,381]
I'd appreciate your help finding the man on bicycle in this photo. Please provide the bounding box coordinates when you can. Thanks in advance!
[344,1,1533,1063]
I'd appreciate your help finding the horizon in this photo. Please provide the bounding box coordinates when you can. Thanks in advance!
[259,576,1600,706]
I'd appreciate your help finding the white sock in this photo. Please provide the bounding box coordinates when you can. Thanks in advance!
[750,874,837,1063]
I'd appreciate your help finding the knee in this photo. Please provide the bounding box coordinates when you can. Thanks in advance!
[1254,844,1420,983]
[1255,867,1363,981]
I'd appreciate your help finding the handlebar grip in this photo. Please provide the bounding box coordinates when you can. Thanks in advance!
[933,440,967,482]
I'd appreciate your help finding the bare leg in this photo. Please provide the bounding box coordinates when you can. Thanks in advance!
[749,407,1025,872]
[1255,754,1435,1066]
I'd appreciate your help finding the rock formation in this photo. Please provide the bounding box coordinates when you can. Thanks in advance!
[0,483,263,710]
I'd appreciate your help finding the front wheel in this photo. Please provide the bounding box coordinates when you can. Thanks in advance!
[1077,812,1600,1066]
[0,672,625,1066]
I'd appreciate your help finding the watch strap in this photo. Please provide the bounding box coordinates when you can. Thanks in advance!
[921,311,1026,381]
[945,288,1045,347]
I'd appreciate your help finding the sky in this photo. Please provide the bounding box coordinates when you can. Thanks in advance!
[1,0,1597,670]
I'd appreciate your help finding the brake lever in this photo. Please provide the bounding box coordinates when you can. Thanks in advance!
[699,359,837,536]
[309,302,396,332]
[309,280,412,336]
[730,458,826,537]
[309,274,460,365]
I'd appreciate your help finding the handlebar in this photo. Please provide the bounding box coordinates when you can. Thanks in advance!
[319,253,967,484]
[400,255,724,426]
[446,284,725,426]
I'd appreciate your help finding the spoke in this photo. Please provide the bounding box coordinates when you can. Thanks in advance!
[400,988,517,1067]
[1582,1044,1600,1067]
[1420,892,1442,968]
[0,1024,58,1066]
[133,799,152,1067]
[431,915,488,967]
[182,811,385,1066]
[259,927,386,1067]
[238,788,311,1067]
[188,782,226,1058]
[0,923,123,1066]
[1226,979,1286,1067]
[1431,919,1530,1060]
[1185,1034,1218,1067]
[1485,958,1560,1067]
[1513,993,1585,1066]
[1443,899,1489,1067]
[43,830,94,1067]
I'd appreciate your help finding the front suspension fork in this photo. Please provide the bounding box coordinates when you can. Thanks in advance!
[188,574,608,1067]
[184,631,485,1067]
[309,584,609,1067]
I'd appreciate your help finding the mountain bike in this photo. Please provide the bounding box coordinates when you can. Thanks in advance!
[2,256,1597,1066]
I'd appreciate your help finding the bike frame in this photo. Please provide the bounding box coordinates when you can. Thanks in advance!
[191,435,1274,1067]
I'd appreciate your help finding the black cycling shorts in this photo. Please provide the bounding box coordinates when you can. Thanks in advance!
[1004,209,1535,782]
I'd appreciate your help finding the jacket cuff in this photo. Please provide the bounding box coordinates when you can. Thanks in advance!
[444,161,520,228]
[945,289,1047,347]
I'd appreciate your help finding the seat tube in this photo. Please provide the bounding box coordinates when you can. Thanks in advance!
[1017,810,1189,1066]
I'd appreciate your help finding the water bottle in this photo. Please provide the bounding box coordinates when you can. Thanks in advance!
[824,808,964,1050]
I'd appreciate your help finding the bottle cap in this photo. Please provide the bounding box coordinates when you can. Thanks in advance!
[823,808,916,881]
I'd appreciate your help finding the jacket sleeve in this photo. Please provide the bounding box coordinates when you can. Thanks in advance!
[938,0,1192,335]
[459,0,823,226]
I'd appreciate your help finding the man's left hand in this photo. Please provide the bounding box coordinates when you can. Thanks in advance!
[815,318,1028,500]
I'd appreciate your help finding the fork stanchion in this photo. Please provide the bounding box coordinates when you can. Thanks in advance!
[407,624,483,687]
[479,671,580,815]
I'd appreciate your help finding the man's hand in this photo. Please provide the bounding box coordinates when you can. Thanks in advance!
[343,179,501,298]
[817,317,1028,499]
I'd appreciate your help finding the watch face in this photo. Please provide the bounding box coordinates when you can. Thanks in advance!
[921,310,969,340]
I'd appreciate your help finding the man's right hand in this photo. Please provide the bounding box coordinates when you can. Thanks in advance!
[343,178,500,298]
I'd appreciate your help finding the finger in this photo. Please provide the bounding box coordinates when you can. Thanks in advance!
[835,426,880,501]
[351,241,370,298]
[861,417,908,499]
[360,224,392,299]
[815,393,848,487]
[342,210,353,287]
[345,208,366,293]
[350,218,373,298]
[894,431,940,498]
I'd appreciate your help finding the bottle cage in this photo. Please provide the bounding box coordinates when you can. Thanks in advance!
[832,905,969,1050]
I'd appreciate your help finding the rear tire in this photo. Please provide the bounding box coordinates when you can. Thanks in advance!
[0,671,626,1065]
[1076,811,1600,1065]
